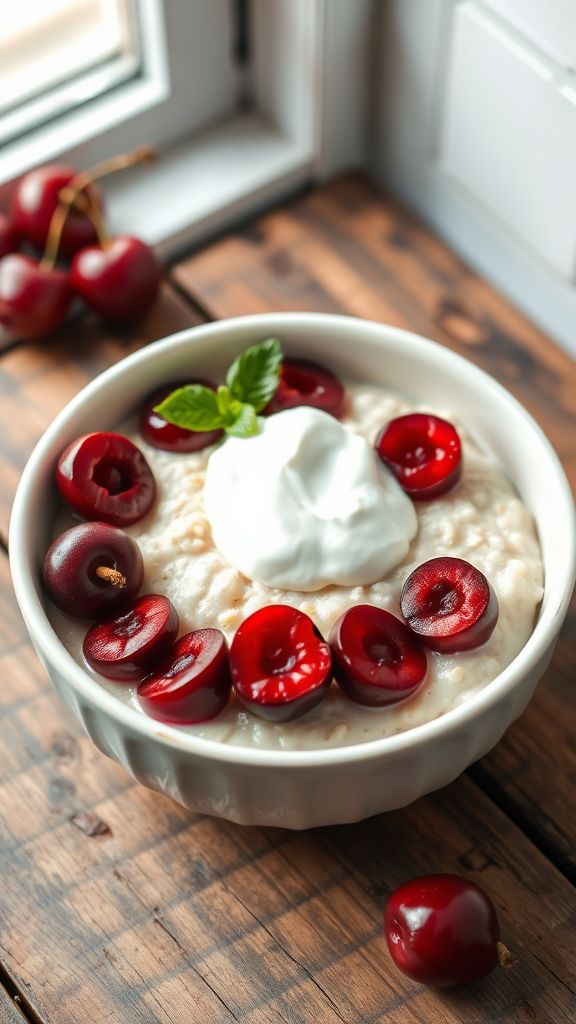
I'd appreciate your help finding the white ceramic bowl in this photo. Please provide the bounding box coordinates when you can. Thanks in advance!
[9,313,576,828]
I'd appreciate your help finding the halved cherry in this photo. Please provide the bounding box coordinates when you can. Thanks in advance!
[137,629,231,724]
[57,432,156,526]
[264,358,346,418]
[329,604,427,707]
[375,413,462,499]
[400,557,498,653]
[42,521,143,618]
[230,605,332,721]
[139,380,223,452]
[83,594,178,681]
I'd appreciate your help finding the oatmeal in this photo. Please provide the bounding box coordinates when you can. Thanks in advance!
[50,383,544,749]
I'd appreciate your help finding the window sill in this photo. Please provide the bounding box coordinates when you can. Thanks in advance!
[103,112,314,261]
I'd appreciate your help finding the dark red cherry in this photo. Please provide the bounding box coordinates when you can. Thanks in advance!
[401,557,499,653]
[329,604,427,707]
[230,605,332,721]
[264,358,346,418]
[71,237,161,322]
[385,874,504,987]
[56,432,156,526]
[0,255,72,338]
[0,213,19,258]
[11,165,102,256]
[138,629,231,724]
[42,522,143,619]
[140,381,223,452]
[83,594,179,681]
[375,413,462,499]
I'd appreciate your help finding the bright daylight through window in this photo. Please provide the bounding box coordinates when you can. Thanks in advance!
[0,0,139,146]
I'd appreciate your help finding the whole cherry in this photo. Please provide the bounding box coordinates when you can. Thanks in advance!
[0,254,72,338]
[11,164,102,255]
[385,874,510,987]
[0,213,19,259]
[42,521,143,619]
[71,237,162,322]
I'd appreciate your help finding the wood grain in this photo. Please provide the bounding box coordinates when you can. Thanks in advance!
[0,985,30,1024]
[2,174,576,1024]
[0,555,575,1023]
[173,174,576,876]
[471,591,576,880]
[0,283,200,541]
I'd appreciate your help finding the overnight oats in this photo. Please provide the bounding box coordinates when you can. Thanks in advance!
[43,339,544,750]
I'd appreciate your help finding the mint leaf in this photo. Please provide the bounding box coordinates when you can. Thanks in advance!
[226,403,259,437]
[226,337,282,411]
[215,388,246,429]
[216,385,233,418]
[153,384,257,438]
[152,338,284,439]
[154,385,223,431]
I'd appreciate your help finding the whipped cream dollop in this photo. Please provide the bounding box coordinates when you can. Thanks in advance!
[203,407,417,592]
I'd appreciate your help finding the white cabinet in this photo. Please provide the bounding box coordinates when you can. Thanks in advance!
[482,0,576,69]
[439,2,576,277]
[373,0,576,355]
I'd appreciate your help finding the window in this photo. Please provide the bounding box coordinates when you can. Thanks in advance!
[0,1,373,258]
[0,0,139,146]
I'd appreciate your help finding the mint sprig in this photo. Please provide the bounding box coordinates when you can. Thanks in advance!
[154,337,282,440]
[226,336,282,411]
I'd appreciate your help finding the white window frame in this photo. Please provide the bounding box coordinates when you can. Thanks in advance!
[0,1,169,184]
[0,0,141,146]
[0,0,373,260]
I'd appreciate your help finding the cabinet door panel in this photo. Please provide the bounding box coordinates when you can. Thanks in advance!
[483,0,576,69]
[439,3,576,277]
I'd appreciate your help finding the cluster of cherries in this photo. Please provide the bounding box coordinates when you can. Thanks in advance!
[41,354,509,987]
[42,353,498,727]
[0,147,161,339]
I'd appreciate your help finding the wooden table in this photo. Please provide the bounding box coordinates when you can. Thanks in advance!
[1,175,575,1024]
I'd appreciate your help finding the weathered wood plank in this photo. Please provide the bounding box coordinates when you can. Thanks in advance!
[172,174,576,876]
[0,283,201,541]
[0,983,31,1024]
[0,549,575,1023]
[471,591,576,880]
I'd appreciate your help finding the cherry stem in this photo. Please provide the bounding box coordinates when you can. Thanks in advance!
[496,941,514,968]
[39,199,74,271]
[95,566,127,589]
[40,144,156,270]
[82,198,110,249]
[64,144,156,196]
